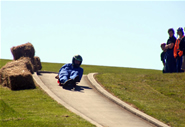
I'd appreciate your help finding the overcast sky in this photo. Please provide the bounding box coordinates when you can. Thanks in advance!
[1,1,185,70]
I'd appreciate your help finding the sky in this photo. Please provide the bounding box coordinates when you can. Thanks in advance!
[1,0,185,70]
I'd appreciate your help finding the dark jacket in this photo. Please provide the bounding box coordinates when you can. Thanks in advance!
[161,51,166,63]
[166,36,176,51]
[179,36,185,55]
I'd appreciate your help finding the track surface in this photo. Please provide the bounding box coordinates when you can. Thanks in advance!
[38,73,155,127]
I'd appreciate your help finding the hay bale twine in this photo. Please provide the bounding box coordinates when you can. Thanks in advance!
[11,42,35,60]
[0,58,35,90]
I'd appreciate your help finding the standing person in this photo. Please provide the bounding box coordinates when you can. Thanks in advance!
[56,55,83,88]
[160,43,166,73]
[174,27,184,72]
[179,27,185,71]
[164,28,176,73]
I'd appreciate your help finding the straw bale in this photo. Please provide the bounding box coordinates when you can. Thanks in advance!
[11,42,35,60]
[1,57,34,74]
[5,67,35,90]
[20,57,37,72]
[34,56,42,71]
[0,58,35,90]
[10,42,42,72]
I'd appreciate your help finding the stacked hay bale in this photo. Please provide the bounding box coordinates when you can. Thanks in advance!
[34,56,42,71]
[11,42,35,60]
[10,42,42,72]
[0,57,35,90]
[0,42,42,90]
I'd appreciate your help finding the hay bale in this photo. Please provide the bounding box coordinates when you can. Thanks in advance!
[5,67,35,90]
[0,58,35,90]
[11,42,35,60]
[19,57,36,72]
[0,57,34,74]
[10,42,42,72]
[19,57,38,72]
[34,56,42,71]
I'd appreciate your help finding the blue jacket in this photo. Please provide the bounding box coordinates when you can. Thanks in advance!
[58,63,83,81]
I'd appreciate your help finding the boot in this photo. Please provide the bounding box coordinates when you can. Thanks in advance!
[74,75,80,83]
[63,79,75,87]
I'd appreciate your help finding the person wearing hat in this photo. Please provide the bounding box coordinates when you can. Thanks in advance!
[174,27,184,72]
[179,27,185,71]
[164,28,177,73]
[56,55,84,87]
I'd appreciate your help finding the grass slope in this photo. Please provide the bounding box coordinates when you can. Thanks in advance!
[96,72,185,127]
[1,59,185,127]
[0,86,95,127]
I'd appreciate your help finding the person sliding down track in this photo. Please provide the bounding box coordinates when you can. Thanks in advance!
[55,55,83,88]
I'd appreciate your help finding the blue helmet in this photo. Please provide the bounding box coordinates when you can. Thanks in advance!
[72,55,83,68]
[177,27,184,35]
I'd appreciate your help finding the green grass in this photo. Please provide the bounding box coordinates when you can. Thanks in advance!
[0,86,95,127]
[1,59,185,127]
[96,73,185,127]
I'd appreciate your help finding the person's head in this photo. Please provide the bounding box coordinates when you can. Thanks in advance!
[177,27,184,37]
[72,55,83,68]
[161,43,166,51]
[168,28,175,37]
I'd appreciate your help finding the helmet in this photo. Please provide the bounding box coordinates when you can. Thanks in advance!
[72,55,83,68]
[177,27,184,35]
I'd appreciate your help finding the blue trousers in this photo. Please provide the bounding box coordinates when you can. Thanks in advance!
[58,63,83,83]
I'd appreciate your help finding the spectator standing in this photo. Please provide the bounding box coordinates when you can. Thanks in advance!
[174,27,184,72]
[164,28,176,73]
[179,27,185,71]
[160,43,166,73]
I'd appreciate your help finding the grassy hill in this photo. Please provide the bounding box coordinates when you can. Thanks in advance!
[1,59,185,127]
